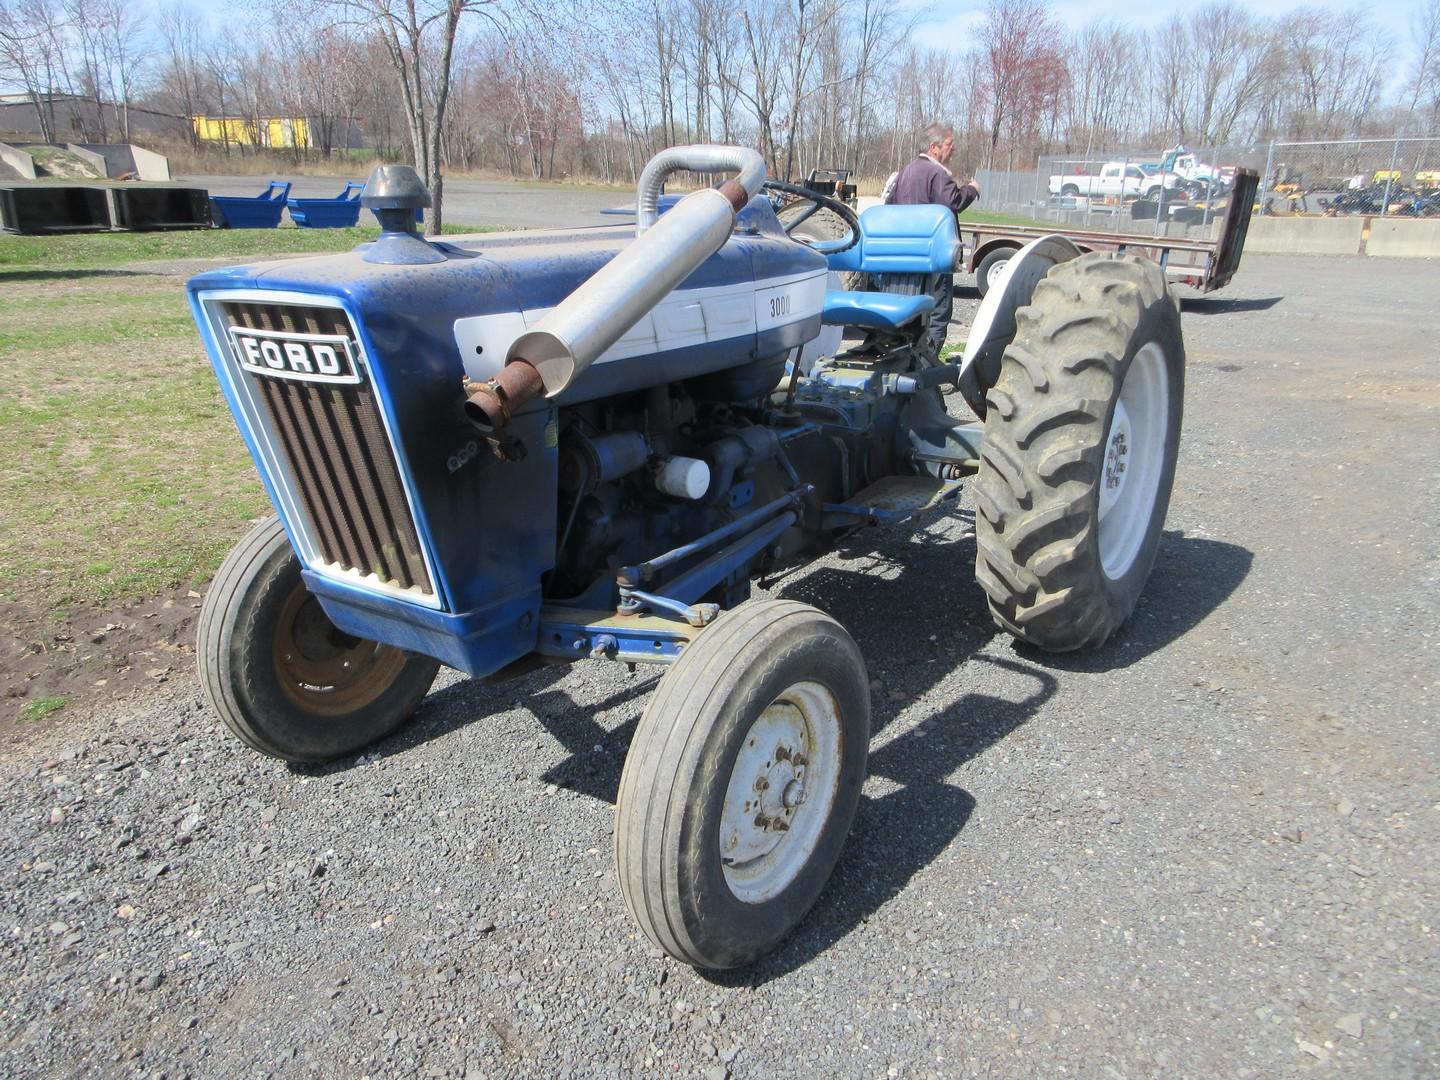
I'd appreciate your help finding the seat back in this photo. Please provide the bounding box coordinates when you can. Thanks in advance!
[827,204,960,275]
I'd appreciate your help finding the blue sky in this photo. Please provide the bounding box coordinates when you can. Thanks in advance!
[913,0,1421,55]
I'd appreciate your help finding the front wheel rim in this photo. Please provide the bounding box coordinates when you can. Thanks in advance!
[1098,342,1170,580]
[273,582,410,716]
[719,681,843,904]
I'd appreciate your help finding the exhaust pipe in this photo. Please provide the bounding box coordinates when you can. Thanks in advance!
[465,145,767,438]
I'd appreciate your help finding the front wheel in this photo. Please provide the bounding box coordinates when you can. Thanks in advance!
[197,516,440,761]
[615,599,870,969]
[973,253,1184,652]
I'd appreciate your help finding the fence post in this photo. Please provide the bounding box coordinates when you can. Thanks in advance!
[1259,139,1275,212]
[1381,138,1399,217]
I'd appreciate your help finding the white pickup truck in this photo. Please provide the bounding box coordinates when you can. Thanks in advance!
[1048,162,1177,199]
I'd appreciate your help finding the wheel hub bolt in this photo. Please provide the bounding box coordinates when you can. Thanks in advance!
[782,778,805,809]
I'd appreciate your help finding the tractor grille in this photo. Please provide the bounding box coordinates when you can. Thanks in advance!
[221,301,434,598]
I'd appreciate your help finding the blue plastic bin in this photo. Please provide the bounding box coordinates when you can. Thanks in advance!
[288,182,365,228]
[210,182,291,229]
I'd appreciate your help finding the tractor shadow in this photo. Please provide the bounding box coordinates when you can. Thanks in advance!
[290,662,657,790]
[1180,295,1283,315]
[299,519,1251,975]
[1023,529,1253,674]
[719,653,1053,985]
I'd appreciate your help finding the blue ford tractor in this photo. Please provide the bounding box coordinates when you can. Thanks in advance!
[187,146,1184,969]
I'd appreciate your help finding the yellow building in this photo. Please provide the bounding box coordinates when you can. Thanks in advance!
[192,115,311,149]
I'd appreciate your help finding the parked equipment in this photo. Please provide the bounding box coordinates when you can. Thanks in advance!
[288,182,365,228]
[187,145,1190,969]
[210,181,291,228]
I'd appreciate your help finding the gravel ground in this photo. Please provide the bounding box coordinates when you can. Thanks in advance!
[2,253,1437,1079]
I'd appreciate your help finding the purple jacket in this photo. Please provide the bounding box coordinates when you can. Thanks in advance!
[885,155,979,214]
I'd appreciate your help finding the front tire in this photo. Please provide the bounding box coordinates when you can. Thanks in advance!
[615,600,870,969]
[197,516,440,761]
[973,253,1184,652]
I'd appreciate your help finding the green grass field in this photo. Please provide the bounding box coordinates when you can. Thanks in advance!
[0,223,495,270]
[0,225,497,615]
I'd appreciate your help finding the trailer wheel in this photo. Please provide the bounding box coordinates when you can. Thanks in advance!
[973,253,1184,652]
[197,515,440,762]
[974,247,1017,298]
[615,599,869,969]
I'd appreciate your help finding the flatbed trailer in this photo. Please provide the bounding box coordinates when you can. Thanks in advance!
[961,169,1258,296]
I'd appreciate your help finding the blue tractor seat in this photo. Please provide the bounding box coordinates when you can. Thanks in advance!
[819,204,960,330]
[821,290,935,330]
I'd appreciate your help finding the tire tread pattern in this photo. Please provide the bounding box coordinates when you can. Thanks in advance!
[972,253,1183,652]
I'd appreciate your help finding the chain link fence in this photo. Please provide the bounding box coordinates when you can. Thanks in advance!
[1255,137,1440,217]
[979,145,1257,238]
[973,137,1440,233]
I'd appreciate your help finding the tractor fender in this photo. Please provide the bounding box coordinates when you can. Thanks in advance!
[956,234,1083,417]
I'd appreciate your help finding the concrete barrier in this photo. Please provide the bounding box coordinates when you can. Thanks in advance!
[128,144,171,182]
[0,142,37,180]
[1244,216,1365,255]
[63,143,108,175]
[1366,218,1440,258]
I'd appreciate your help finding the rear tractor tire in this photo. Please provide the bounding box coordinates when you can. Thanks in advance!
[973,253,1184,652]
[197,515,440,762]
[615,599,870,969]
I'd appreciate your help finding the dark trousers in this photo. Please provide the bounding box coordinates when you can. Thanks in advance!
[924,272,953,362]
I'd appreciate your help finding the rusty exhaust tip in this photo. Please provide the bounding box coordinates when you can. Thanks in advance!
[463,360,546,433]
[717,179,750,214]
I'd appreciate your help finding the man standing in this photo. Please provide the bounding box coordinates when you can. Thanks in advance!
[883,123,980,360]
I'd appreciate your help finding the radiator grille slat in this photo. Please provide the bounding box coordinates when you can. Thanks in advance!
[222,301,434,598]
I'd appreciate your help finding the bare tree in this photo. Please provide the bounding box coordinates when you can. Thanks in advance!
[156,3,206,147]
[317,0,508,234]
[1406,0,1440,128]
[0,0,66,141]
[1280,7,1393,139]
[94,0,147,140]
[975,0,1064,168]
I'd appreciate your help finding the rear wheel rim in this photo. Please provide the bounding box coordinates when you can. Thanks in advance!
[719,680,843,904]
[1098,342,1170,580]
[273,582,409,716]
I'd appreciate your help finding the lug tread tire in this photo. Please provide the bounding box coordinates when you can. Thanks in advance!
[197,516,440,762]
[973,253,1184,652]
[615,599,869,969]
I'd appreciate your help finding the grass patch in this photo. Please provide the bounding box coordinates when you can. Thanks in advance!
[0,268,270,608]
[18,696,67,722]
[0,225,481,613]
[0,222,500,271]
[962,209,1050,228]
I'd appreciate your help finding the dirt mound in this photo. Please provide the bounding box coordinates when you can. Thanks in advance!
[26,145,103,179]
[0,584,203,740]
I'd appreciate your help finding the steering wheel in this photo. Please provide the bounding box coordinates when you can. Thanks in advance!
[763,179,861,254]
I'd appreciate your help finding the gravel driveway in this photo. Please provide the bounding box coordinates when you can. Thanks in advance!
[2,253,1436,1079]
